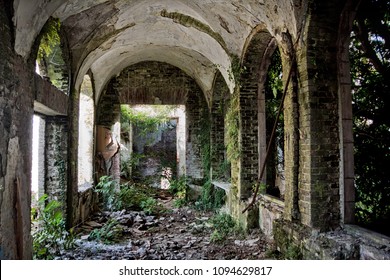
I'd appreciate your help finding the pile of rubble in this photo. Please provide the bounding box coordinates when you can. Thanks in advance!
[54,205,270,260]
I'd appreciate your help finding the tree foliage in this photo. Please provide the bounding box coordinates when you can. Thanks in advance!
[264,48,284,198]
[36,17,68,91]
[350,0,390,235]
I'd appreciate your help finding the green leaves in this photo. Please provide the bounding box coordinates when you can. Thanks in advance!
[350,0,390,235]
[94,176,164,214]
[121,105,171,137]
[89,219,123,244]
[168,175,189,208]
[32,195,74,259]
[210,213,244,243]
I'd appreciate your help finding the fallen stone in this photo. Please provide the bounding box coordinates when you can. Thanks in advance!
[85,221,102,228]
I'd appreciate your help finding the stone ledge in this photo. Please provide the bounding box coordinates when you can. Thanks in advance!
[258,194,285,238]
[211,181,231,192]
[273,219,390,259]
[34,74,68,116]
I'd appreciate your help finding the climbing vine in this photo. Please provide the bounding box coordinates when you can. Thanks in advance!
[120,105,177,181]
[37,18,61,60]
[225,55,244,163]
[120,105,172,137]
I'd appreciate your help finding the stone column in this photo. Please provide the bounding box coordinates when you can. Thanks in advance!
[45,116,68,215]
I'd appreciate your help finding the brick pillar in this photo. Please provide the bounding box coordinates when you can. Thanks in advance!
[210,73,229,181]
[185,85,209,183]
[295,1,343,231]
[280,43,301,222]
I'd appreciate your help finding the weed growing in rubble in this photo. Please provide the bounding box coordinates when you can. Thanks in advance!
[89,219,123,244]
[94,176,163,215]
[95,175,118,210]
[32,195,74,259]
[210,213,244,243]
[168,175,190,208]
[140,197,159,215]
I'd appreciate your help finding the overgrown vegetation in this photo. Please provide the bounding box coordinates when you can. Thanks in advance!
[350,0,390,235]
[94,176,163,214]
[120,105,177,181]
[36,17,68,91]
[121,105,173,137]
[264,49,284,199]
[226,56,243,163]
[195,180,226,211]
[210,213,244,243]
[89,219,124,244]
[167,175,189,208]
[32,195,74,259]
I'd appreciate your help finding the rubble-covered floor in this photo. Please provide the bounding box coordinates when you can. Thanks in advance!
[54,191,271,260]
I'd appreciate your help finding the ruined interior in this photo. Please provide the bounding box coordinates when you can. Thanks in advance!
[1,0,389,260]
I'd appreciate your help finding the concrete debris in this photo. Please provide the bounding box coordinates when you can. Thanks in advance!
[53,206,269,260]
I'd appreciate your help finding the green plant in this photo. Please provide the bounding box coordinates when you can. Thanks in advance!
[168,175,189,207]
[95,176,165,213]
[196,180,226,211]
[32,195,74,259]
[121,105,172,137]
[36,17,68,91]
[120,153,145,179]
[209,213,244,243]
[94,175,118,210]
[350,0,390,235]
[140,197,158,215]
[89,219,123,244]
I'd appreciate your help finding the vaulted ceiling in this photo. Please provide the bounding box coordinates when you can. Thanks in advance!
[13,0,305,101]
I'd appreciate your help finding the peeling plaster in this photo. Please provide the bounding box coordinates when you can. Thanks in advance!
[14,0,302,109]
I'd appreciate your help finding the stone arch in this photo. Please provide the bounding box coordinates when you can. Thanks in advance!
[235,27,301,231]
[239,29,275,202]
[337,0,361,225]
[31,17,71,94]
[96,61,211,186]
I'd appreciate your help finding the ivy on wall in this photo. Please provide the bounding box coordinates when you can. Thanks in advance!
[225,55,243,163]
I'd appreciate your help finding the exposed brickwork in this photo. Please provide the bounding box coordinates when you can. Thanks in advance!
[45,116,68,216]
[34,74,69,115]
[115,62,190,105]
[279,37,301,222]
[296,0,343,231]
[185,83,209,182]
[210,72,230,180]
[102,61,209,183]
[239,31,273,199]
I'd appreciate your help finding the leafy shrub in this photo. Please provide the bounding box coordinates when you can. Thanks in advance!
[32,195,74,259]
[168,175,189,207]
[209,213,244,243]
[94,176,164,215]
[195,180,226,211]
[94,175,118,210]
[140,197,158,215]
